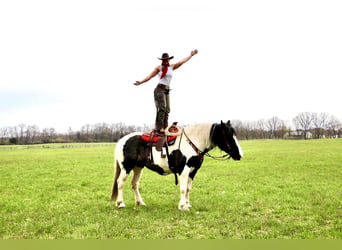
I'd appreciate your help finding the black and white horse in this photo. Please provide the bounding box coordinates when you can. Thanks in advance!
[111,120,243,211]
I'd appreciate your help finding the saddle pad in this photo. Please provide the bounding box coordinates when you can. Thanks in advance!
[141,133,177,144]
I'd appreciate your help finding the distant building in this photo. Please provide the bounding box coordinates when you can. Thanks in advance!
[284,130,313,139]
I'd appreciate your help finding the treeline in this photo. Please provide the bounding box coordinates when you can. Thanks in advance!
[0,122,152,145]
[1,112,341,145]
[233,112,342,140]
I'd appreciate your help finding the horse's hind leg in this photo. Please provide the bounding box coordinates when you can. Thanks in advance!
[116,169,128,208]
[132,167,146,206]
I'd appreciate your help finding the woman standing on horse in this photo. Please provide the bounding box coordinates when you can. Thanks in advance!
[134,50,198,133]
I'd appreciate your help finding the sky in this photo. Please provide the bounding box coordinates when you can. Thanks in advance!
[1,0,341,133]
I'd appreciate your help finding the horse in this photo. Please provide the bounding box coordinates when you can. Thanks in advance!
[111,120,243,211]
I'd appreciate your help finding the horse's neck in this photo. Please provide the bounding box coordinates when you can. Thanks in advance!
[183,123,213,151]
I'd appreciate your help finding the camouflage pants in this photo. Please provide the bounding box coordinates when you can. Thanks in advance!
[154,86,170,130]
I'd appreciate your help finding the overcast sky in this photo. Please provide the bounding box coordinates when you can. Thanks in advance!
[1,0,341,132]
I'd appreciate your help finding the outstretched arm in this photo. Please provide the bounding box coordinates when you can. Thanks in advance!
[134,66,160,86]
[172,50,198,70]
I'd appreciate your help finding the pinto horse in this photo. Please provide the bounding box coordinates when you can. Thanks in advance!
[111,120,243,211]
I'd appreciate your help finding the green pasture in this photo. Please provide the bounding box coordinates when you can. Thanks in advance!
[0,140,341,239]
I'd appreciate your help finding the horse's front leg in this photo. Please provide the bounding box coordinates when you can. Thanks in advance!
[178,166,191,211]
[185,178,193,208]
[132,167,146,206]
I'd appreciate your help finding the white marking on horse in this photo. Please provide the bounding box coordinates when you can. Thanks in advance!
[234,135,244,158]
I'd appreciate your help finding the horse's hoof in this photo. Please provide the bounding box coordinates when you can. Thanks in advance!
[116,201,126,208]
[178,204,190,211]
[136,201,146,206]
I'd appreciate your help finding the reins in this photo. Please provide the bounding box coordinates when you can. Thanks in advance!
[204,152,231,161]
[181,128,231,161]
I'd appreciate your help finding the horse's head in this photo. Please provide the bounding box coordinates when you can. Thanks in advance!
[211,120,243,160]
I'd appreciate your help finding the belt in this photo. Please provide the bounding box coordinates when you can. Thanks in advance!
[156,84,169,90]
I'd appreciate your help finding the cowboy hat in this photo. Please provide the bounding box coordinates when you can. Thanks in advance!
[158,53,174,60]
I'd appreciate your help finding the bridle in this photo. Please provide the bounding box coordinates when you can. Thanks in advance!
[207,124,234,160]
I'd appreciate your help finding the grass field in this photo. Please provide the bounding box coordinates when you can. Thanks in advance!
[0,139,341,239]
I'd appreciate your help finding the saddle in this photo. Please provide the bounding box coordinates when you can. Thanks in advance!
[140,123,181,151]
[141,123,182,185]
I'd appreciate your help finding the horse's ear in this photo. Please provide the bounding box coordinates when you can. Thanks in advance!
[221,120,225,126]
[227,120,231,125]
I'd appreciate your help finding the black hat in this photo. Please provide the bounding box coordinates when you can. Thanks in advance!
[158,53,174,60]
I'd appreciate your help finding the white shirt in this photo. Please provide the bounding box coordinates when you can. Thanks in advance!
[158,66,173,87]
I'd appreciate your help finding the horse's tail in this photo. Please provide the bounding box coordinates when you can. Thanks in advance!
[111,160,121,201]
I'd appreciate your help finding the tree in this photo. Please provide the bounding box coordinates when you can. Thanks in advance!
[18,124,26,144]
[293,112,315,139]
[0,127,9,144]
[24,125,40,144]
[326,115,341,138]
[256,119,267,139]
[68,127,74,142]
[266,116,283,139]
[242,121,253,140]
[312,112,329,139]
[81,124,93,142]
[9,137,18,144]
[278,120,289,139]
[41,127,57,143]
[231,120,243,139]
